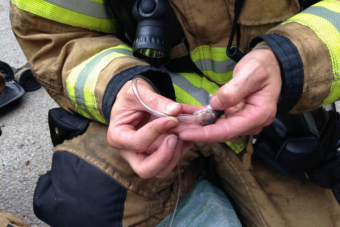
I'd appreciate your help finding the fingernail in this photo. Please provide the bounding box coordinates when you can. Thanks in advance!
[166,103,179,114]
[210,96,223,110]
[168,136,178,149]
[165,119,178,129]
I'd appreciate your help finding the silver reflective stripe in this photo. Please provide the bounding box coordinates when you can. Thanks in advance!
[304,6,340,31]
[169,72,210,105]
[194,59,236,73]
[45,0,114,19]
[74,48,132,120]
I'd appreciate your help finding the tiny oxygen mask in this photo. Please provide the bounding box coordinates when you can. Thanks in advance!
[132,77,224,126]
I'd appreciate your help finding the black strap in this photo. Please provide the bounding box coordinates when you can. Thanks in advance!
[300,0,321,10]
[333,188,340,204]
[226,0,245,62]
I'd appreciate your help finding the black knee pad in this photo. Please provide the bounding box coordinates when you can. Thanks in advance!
[33,151,127,227]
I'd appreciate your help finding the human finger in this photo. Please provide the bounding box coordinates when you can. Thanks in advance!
[179,105,270,142]
[210,63,267,111]
[247,127,263,135]
[120,135,179,179]
[135,79,183,116]
[169,121,201,135]
[108,116,179,152]
[154,140,184,178]
[181,104,204,114]
[223,102,245,116]
[145,136,193,157]
[154,140,194,178]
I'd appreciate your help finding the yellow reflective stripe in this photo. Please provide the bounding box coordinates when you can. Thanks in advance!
[226,141,245,154]
[67,58,97,121]
[91,0,106,3]
[173,84,203,106]
[191,46,228,62]
[67,66,82,106]
[109,45,132,51]
[179,73,220,95]
[201,70,233,85]
[190,45,235,85]
[283,4,340,105]
[83,52,127,124]
[77,108,91,119]
[11,0,116,33]
[314,0,340,14]
[66,45,132,123]
[170,73,210,105]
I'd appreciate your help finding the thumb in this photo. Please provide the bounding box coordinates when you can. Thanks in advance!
[137,78,182,116]
[210,67,263,110]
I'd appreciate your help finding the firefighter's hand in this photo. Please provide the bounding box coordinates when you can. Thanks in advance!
[107,78,192,179]
[178,49,281,142]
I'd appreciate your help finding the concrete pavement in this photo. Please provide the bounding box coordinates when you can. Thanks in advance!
[0,1,57,226]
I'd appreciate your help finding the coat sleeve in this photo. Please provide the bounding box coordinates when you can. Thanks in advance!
[10,3,175,124]
[252,0,340,113]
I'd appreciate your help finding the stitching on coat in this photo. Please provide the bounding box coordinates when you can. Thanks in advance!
[221,152,270,227]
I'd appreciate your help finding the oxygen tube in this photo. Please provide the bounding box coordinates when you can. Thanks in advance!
[168,164,181,227]
[131,77,223,126]
[132,77,223,227]
[108,1,191,225]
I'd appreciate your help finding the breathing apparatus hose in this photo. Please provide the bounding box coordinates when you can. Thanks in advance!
[131,77,181,227]
[168,164,181,227]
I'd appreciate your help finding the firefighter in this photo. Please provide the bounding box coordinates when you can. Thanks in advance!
[10,0,340,226]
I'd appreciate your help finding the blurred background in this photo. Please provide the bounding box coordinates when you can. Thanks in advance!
[0,1,57,226]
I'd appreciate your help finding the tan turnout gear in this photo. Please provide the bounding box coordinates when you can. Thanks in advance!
[10,0,340,226]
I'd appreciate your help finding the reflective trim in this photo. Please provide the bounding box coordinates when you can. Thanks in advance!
[226,141,245,154]
[11,0,117,33]
[305,7,340,31]
[179,73,220,96]
[284,1,340,105]
[190,45,235,85]
[45,0,112,19]
[194,58,236,74]
[191,46,229,62]
[200,70,233,85]
[173,84,203,106]
[314,0,340,14]
[67,45,132,123]
[169,72,220,106]
[170,73,210,105]
[91,0,106,3]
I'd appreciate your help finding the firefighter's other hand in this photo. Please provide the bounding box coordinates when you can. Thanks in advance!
[179,49,281,142]
[107,78,192,179]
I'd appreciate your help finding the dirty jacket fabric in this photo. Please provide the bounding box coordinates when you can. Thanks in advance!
[10,1,340,227]
[10,0,340,123]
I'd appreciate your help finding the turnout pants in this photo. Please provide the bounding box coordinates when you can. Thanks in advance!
[34,122,340,227]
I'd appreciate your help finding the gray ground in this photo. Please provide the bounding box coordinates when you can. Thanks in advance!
[0,1,57,226]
